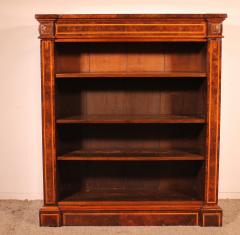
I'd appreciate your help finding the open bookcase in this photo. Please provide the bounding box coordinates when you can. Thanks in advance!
[36,14,226,226]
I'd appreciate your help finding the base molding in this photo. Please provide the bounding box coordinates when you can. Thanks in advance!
[62,211,199,226]
[39,204,222,227]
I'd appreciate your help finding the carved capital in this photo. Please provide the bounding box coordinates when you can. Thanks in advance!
[38,21,55,38]
[208,22,222,37]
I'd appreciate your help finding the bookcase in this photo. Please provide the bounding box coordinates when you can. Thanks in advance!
[36,14,226,226]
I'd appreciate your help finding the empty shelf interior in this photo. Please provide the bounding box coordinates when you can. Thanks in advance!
[56,78,207,119]
[55,42,206,74]
[58,161,205,202]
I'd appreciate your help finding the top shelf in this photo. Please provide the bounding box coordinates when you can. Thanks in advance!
[56,72,207,78]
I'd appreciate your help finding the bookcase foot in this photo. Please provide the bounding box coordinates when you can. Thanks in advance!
[200,205,222,227]
[39,207,61,227]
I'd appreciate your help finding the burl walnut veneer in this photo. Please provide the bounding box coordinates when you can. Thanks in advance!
[36,14,227,227]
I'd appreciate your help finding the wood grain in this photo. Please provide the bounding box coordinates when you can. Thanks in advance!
[205,39,221,204]
[41,40,56,205]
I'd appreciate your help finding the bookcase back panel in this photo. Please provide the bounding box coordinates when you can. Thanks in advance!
[57,124,205,155]
[56,78,206,118]
[55,42,206,73]
[58,161,204,201]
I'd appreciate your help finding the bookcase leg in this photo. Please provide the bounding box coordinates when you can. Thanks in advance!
[39,207,61,227]
[200,206,222,227]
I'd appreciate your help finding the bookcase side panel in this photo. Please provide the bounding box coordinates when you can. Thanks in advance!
[205,39,221,204]
[41,40,57,205]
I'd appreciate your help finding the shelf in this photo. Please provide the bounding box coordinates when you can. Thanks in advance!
[57,149,205,161]
[56,72,207,78]
[59,190,200,202]
[56,114,206,124]
[58,200,203,206]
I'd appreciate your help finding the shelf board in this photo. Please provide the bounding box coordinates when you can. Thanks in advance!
[58,190,200,202]
[58,200,203,207]
[57,149,205,161]
[56,114,206,124]
[56,72,207,78]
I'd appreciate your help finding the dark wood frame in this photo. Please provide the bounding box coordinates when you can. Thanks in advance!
[36,14,227,227]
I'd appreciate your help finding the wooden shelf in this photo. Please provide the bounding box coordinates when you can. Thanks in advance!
[58,200,203,206]
[56,114,206,124]
[59,190,200,202]
[56,72,207,78]
[57,149,204,161]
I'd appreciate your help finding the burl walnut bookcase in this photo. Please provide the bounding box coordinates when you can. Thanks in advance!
[36,14,227,226]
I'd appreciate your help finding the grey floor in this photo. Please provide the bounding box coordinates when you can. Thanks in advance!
[0,200,240,235]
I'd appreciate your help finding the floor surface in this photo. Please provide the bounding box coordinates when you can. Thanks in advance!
[0,200,239,235]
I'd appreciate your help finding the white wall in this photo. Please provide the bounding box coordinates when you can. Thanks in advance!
[0,1,239,199]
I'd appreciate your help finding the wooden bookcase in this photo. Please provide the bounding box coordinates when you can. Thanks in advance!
[36,14,226,227]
